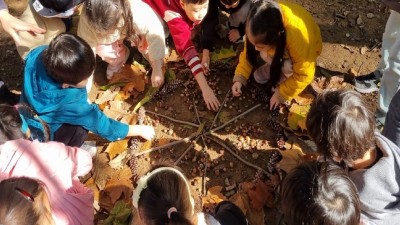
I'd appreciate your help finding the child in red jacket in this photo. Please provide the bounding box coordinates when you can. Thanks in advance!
[143,0,221,111]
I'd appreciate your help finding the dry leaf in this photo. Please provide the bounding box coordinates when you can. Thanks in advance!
[293,93,314,106]
[138,141,152,154]
[238,182,265,225]
[95,86,121,104]
[297,119,307,131]
[109,100,127,112]
[115,91,131,100]
[202,186,226,211]
[229,192,247,215]
[84,177,100,202]
[287,103,310,130]
[277,147,305,173]
[247,180,275,210]
[156,138,171,147]
[218,111,230,124]
[326,76,345,89]
[100,167,133,211]
[211,45,236,61]
[109,64,146,92]
[93,153,114,190]
[109,151,128,169]
[105,139,129,160]
[165,50,182,62]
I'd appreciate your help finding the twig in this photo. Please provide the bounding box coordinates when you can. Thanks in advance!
[174,136,200,165]
[135,132,198,156]
[209,90,231,130]
[146,110,199,127]
[207,136,271,176]
[206,104,262,135]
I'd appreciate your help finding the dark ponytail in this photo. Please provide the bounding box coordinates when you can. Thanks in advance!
[246,0,287,88]
[168,211,193,225]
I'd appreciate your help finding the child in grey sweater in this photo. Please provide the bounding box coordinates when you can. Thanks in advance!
[306,89,400,225]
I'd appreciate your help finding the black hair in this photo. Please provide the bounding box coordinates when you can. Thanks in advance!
[39,0,70,12]
[306,90,376,165]
[137,165,194,225]
[0,104,50,144]
[42,33,95,85]
[220,0,238,5]
[281,161,361,225]
[183,0,208,5]
[246,0,286,88]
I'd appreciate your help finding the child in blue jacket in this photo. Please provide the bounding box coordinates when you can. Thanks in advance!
[21,33,155,147]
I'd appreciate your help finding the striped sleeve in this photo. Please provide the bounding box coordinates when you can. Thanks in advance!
[187,55,202,76]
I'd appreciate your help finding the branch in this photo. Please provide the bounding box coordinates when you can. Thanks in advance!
[210,90,231,130]
[206,136,271,177]
[146,110,199,127]
[174,136,201,165]
[205,104,262,135]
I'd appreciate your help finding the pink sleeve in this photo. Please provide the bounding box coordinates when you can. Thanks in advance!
[62,144,93,179]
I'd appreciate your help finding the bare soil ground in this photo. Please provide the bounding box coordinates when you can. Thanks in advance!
[0,0,388,224]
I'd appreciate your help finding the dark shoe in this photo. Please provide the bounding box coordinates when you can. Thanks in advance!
[0,82,19,105]
[354,71,382,93]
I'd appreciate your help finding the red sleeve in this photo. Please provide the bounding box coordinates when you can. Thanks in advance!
[167,17,202,76]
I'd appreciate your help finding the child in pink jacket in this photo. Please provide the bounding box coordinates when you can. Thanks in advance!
[0,104,93,225]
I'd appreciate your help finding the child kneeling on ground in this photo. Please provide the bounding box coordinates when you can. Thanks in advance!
[20,33,155,147]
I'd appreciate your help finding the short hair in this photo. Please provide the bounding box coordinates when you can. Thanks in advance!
[0,177,55,225]
[0,104,25,144]
[306,90,376,164]
[42,33,95,85]
[281,161,361,225]
[38,0,70,12]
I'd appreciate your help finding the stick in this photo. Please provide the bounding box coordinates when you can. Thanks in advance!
[206,136,271,176]
[146,110,199,127]
[206,104,262,135]
[174,136,200,165]
[135,133,198,156]
[209,90,231,130]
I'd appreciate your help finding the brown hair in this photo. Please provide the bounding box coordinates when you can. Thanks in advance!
[0,177,55,225]
[281,161,361,225]
[220,0,239,6]
[137,165,194,225]
[306,90,376,165]
[182,0,208,5]
[42,33,95,85]
[85,0,134,38]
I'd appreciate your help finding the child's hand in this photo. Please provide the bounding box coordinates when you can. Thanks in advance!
[232,82,243,96]
[151,70,164,87]
[201,49,211,75]
[128,125,155,140]
[269,92,281,110]
[202,84,221,111]
[228,29,241,43]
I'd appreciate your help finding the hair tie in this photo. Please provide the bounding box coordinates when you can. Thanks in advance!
[167,207,178,219]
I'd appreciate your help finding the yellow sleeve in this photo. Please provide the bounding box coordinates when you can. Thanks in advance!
[277,2,322,101]
[233,40,253,85]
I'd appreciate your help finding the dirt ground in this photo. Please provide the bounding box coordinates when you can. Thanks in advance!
[0,0,389,224]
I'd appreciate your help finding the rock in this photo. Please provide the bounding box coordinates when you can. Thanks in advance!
[346,33,350,37]
[349,68,358,76]
[343,11,351,16]
[225,178,230,186]
[252,153,259,159]
[366,13,375,18]
[360,46,368,55]
[356,15,362,25]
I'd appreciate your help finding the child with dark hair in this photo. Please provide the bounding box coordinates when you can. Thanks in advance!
[231,0,322,110]
[281,161,361,225]
[306,89,400,224]
[132,165,248,225]
[142,0,221,111]
[21,33,155,147]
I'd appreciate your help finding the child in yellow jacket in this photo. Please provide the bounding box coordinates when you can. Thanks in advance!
[231,0,322,110]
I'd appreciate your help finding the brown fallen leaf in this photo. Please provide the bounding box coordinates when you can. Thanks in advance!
[202,186,226,210]
[247,179,275,210]
[93,153,114,190]
[115,91,131,101]
[109,64,146,92]
[229,192,247,215]
[287,103,310,130]
[238,182,265,225]
[109,151,128,170]
[95,86,121,105]
[277,146,304,173]
[165,50,182,62]
[105,139,129,160]
[293,93,314,106]
[100,167,133,211]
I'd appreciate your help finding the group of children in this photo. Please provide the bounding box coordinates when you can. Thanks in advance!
[0,0,399,224]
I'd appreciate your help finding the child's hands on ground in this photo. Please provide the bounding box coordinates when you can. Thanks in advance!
[150,60,165,87]
[202,85,221,111]
[232,82,243,96]
[228,29,241,43]
[128,125,155,140]
[269,92,281,110]
[201,49,211,75]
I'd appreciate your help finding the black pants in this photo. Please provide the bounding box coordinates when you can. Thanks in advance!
[215,201,248,225]
[54,124,88,147]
